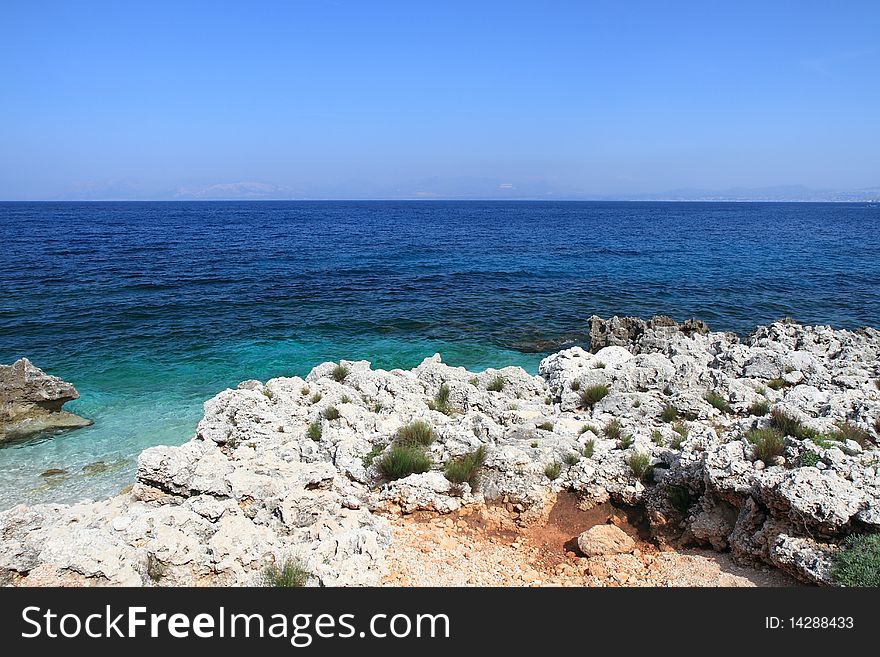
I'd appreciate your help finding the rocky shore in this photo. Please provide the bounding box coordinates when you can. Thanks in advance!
[0,359,92,443]
[1,318,878,586]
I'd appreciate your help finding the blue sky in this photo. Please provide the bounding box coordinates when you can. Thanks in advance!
[1,0,878,199]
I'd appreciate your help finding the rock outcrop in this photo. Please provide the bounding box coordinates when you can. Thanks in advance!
[1,319,878,586]
[588,314,711,352]
[0,359,92,443]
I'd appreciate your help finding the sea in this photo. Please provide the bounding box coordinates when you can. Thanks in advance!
[1,201,878,509]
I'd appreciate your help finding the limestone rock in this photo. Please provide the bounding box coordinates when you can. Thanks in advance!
[577,523,636,556]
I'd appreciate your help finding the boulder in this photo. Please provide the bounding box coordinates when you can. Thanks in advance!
[0,359,92,442]
[577,523,636,556]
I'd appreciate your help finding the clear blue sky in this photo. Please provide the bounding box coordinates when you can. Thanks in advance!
[1,0,878,199]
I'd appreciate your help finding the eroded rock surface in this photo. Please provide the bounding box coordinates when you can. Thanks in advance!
[1,319,878,586]
[0,359,92,443]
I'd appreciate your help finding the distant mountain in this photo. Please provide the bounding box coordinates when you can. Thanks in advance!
[624,185,880,202]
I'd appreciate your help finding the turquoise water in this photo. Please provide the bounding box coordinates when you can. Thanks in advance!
[1,201,878,509]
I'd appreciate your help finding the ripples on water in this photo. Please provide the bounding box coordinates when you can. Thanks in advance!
[1,201,878,508]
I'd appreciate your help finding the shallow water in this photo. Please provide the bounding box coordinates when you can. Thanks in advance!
[1,201,878,509]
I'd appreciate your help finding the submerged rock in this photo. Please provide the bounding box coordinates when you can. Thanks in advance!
[0,358,92,443]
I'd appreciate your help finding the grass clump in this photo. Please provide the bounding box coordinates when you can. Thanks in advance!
[633,399,642,408]
[800,450,820,468]
[580,424,598,435]
[579,384,609,409]
[617,434,634,449]
[307,421,322,441]
[746,427,785,462]
[361,443,386,469]
[310,391,323,404]
[704,391,731,413]
[769,408,813,439]
[831,534,880,587]
[145,554,166,582]
[811,433,844,449]
[594,361,606,369]
[300,386,310,396]
[582,439,595,458]
[661,404,679,423]
[651,430,664,447]
[331,363,350,382]
[564,453,580,466]
[544,462,561,480]
[748,399,771,416]
[834,421,872,447]
[767,378,786,391]
[627,451,652,480]
[570,379,581,391]
[443,445,487,487]
[670,422,689,448]
[468,376,478,386]
[340,394,352,404]
[377,445,432,481]
[756,385,767,396]
[530,441,539,448]
[262,559,309,587]
[395,420,435,447]
[487,375,506,392]
[602,419,622,441]
[537,421,554,431]
[427,383,452,415]
[323,406,341,421]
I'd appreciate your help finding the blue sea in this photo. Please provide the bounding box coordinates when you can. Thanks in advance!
[1,201,878,509]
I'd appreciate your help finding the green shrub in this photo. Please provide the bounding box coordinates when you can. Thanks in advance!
[579,384,609,409]
[570,379,581,391]
[767,378,786,391]
[651,430,664,447]
[582,439,595,458]
[307,421,322,441]
[748,399,771,416]
[704,391,731,413]
[262,388,274,399]
[468,376,478,386]
[331,364,350,382]
[395,420,434,447]
[661,404,679,423]
[627,451,651,480]
[564,453,580,466]
[617,434,634,449]
[811,433,844,449]
[377,445,432,480]
[800,450,820,468]
[670,422,689,448]
[262,559,309,587]
[444,445,488,487]
[362,443,386,468]
[580,424,598,435]
[300,386,310,396]
[746,427,785,462]
[487,375,506,392]
[537,421,554,431]
[310,391,323,404]
[544,395,552,405]
[633,399,641,408]
[756,385,767,396]
[602,419,622,440]
[428,383,452,415]
[831,534,880,587]
[323,406,341,421]
[594,361,606,369]
[544,462,561,480]
[340,394,352,404]
[834,421,872,447]
[530,441,539,448]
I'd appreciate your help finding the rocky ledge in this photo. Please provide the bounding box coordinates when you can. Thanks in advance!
[1,319,878,586]
[0,359,92,443]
